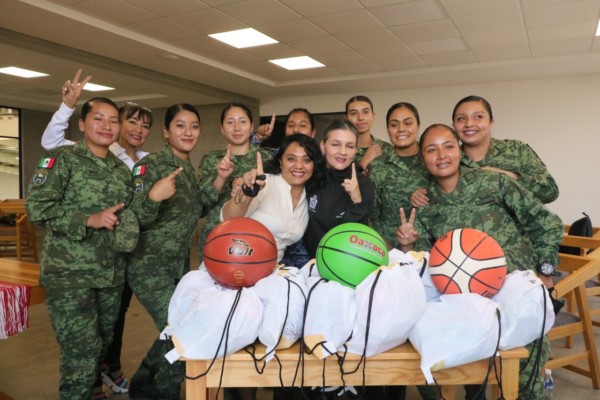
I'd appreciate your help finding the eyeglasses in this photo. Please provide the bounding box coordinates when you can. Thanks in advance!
[124,101,152,113]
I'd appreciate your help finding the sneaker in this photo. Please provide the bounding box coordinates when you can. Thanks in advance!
[101,365,129,394]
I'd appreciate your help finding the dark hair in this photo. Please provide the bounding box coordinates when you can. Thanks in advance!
[419,123,459,153]
[164,103,200,129]
[322,118,359,143]
[119,102,153,127]
[452,95,494,122]
[264,133,324,194]
[81,97,119,120]
[221,102,253,124]
[345,95,374,114]
[386,102,420,127]
[286,108,314,131]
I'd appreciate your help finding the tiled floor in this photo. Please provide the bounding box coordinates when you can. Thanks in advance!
[0,231,599,399]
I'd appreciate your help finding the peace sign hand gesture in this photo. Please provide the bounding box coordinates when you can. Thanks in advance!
[395,207,419,250]
[62,68,92,109]
[342,163,362,204]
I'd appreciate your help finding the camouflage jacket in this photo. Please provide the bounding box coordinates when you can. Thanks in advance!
[414,166,563,272]
[369,151,431,247]
[197,144,273,257]
[461,137,559,203]
[129,144,202,279]
[26,141,134,288]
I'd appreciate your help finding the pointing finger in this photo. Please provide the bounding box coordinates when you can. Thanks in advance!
[256,152,264,175]
[269,113,276,132]
[225,144,231,161]
[351,162,357,181]
[107,203,125,214]
[169,167,184,180]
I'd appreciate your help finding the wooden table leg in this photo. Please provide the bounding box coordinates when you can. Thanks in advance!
[440,385,456,400]
[500,356,520,400]
[186,359,208,400]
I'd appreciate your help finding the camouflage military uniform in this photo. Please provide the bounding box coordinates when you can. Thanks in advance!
[26,141,134,400]
[462,137,559,203]
[128,144,203,398]
[414,166,562,400]
[369,150,431,248]
[197,145,272,259]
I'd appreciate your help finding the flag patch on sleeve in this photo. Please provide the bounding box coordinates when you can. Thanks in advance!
[37,156,56,169]
[133,164,146,176]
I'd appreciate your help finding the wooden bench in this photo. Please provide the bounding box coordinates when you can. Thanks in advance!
[0,258,44,305]
[184,342,528,400]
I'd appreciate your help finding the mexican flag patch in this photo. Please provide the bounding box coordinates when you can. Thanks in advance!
[37,156,56,169]
[133,164,146,176]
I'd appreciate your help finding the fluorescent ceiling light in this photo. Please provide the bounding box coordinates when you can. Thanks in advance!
[269,56,325,70]
[0,66,48,78]
[209,28,278,48]
[83,83,114,92]
[596,19,600,36]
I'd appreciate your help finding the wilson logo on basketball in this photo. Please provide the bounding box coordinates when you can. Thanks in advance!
[228,238,254,256]
[349,235,386,257]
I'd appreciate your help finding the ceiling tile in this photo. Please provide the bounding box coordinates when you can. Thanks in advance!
[528,21,597,42]
[421,51,477,67]
[359,0,414,6]
[409,38,467,56]
[243,60,304,80]
[391,20,459,43]
[531,38,594,56]
[72,0,157,25]
[172,34,234,54]
[314,50,383,74]
[218,0,300,25]
[259,18,328,42]
[369,0,446,27]
[439,0,520,18]
[279,0,363,18]
[310,10,383,35]
[168,8,245,34]
[472,44,531,62]
[202,0,244,5]
[359,46,428,71]
[454,10,527,49]
[523,0,600,27]
[336,28,402,50]
[123,0,209,17]
[127,18,198,41]
[292,67,344,79]
[287,36,350,55]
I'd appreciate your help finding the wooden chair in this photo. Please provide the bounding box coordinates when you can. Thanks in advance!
[0,213,38,262]
[546,253,600,388]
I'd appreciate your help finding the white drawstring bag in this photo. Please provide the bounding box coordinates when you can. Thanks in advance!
[409,293,500,384]
[346,263,426,357]
[302,261,357,359]
[491,270,555,349]
[162,268,263,362]
[253,266,307,361]
[389,249,441,302]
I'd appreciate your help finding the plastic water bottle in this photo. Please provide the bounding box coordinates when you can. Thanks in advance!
[543,368,554,399]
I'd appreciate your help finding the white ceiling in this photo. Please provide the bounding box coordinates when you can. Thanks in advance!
[1,0,600,112]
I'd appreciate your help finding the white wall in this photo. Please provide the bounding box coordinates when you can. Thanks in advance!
[260,74,600,225]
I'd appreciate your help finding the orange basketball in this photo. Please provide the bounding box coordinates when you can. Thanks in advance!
[429,228,507,298]
[204,217,277,289]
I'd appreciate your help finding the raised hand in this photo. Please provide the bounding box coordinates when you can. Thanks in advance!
[410,188,430,208]
[255,113,276,142]
[241,152,266,197]
[149,167,184,202]
[62,68,92,109]
[87,203,125,230]
[342,163,362,204]
[395,207,419,247]
[217,144,235,179]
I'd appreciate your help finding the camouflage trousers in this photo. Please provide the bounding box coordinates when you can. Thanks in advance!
[45,285,123,400]
[128,264,184,397]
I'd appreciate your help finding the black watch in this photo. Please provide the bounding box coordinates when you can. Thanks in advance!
[536,262,556,277]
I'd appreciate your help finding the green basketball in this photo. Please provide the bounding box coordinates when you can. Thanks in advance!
[316,222,389,288]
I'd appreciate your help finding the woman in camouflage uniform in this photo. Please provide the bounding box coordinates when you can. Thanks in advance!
[127,103,203,400]
[26,97,134,400]
[397,124,563,400]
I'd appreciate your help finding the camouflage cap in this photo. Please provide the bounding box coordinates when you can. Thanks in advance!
[111,208,139,253]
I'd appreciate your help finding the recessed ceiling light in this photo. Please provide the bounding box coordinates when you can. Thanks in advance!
[83,83,114,92]
[209,28,278,48]
[596,19,600,36]
[269,56,325,70]
[0,66,48,78]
